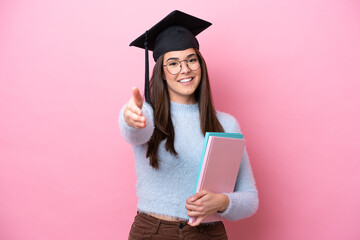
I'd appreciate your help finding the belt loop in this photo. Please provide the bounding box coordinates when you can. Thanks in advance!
[152,218,161,234]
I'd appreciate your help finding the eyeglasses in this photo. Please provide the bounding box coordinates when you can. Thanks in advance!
[163,57,201,75]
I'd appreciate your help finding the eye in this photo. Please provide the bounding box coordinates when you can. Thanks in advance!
[168,61,178,67]
[188,58,198,63]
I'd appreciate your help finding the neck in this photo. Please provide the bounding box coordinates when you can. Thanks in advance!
[169,94,196,105]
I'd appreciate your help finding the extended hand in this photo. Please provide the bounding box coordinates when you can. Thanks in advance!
[123,87,146,129]
[185,190,229,226]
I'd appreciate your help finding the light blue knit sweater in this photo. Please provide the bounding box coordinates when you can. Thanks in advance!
[119,101,258,221]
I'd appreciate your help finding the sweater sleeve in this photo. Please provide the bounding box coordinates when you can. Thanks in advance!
[118,102,155,146]
[216,113,259,221]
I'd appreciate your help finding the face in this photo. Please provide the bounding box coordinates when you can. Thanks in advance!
[163,48,201,104]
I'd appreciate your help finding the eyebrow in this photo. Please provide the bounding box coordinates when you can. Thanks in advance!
[166,53,197,62]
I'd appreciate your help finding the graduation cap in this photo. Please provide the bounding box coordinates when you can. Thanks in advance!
[130,10,212,106]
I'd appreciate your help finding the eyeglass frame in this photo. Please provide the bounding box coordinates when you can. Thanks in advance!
[162,57,201,75]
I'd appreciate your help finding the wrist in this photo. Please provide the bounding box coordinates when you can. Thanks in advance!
[218,194,230,213]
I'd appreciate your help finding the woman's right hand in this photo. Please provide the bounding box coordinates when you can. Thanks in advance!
[123,87,146,129]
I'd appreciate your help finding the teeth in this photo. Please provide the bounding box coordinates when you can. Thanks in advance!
[179,78,192,83]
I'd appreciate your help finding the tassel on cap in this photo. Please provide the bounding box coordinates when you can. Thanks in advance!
[144,31,152,106]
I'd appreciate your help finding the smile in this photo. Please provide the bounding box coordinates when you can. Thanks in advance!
[178,78,193,83]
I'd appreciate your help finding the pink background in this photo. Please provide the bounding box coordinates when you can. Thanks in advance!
[1,0,359,239]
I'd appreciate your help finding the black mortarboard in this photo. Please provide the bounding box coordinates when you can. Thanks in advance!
[129,10,212,106]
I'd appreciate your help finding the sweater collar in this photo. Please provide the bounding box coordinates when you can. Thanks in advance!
[170,101,199,114]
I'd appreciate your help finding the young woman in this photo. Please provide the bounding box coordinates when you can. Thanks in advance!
[119,10,258,240]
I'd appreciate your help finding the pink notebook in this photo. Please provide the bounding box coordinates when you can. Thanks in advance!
[189,134,246,223]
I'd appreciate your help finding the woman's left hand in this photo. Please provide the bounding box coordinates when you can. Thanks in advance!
[185,190,229,226]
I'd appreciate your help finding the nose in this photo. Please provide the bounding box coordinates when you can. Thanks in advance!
[179,60,191,74]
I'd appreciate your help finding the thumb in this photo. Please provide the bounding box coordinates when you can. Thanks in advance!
[132,87,143,109]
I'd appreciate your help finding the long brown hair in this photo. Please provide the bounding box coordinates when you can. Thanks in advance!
[146,48,224,169]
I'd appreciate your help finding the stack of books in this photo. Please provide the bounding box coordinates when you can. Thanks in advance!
[189,132,246,223]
